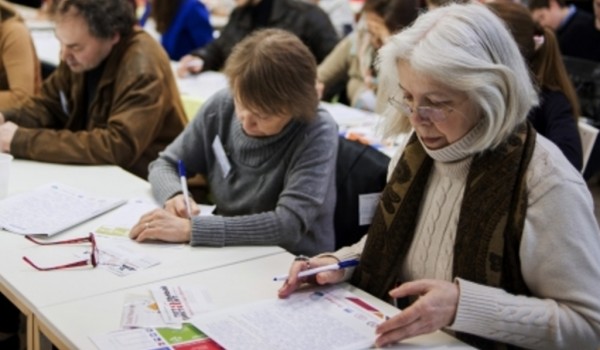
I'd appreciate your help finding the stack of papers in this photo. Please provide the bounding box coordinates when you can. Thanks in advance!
[0,183,125,236]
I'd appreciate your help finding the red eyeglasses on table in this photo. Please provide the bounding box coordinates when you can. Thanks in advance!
[22,233,98,271]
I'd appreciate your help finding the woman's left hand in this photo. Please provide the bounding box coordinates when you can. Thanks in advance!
[375,279,459,347]
[129,208,192,243]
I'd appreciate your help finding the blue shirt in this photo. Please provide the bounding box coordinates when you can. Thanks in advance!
[161,0,214,61]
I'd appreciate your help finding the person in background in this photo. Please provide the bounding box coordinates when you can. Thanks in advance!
[151,0,213,61]
[131,29,338,257]
[489,1,582,170]
[176,0,339,77]
[424,0,468,9]
[0,0,41,109]
[529,0,600,61]
[8,0,41,7]
[309,0,355,38]
[0,0,186,179]
[594,0,600,31]
[279,3,600,348]
[317,0,419,113]
[0,3,41,347]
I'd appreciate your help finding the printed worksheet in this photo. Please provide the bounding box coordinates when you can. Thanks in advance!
[0,183,125,236]
[94,198,158,238]
[91,324,222,350]
[151,285,215,325]
[191,286,389,350]
[94,198,216,239]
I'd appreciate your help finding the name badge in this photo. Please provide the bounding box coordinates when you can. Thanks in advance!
[359,192,381,226]
[212,135,231,178]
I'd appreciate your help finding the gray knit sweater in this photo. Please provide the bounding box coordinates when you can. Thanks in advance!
[148,89,338,255]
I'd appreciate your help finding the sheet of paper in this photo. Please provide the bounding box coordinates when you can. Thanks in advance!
[177,71,228,101]
[151,286,215,325]
[90,324,221,350]
[94,198,158,238]
[96,242,161,276]
[0,183,125,236]
[121,294,175,329]
[191,286,388,350]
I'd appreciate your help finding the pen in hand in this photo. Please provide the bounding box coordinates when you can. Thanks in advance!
[177,160,193,219]
[272,259,359,281]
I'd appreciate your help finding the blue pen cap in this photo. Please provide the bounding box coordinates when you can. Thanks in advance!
[177,160,186,177]
[338,259,359,268]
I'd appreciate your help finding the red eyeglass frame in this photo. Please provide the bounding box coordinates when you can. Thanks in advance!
[22,233,98,271]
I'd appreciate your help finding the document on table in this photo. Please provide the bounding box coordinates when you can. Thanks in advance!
[90,323,221,350]
[94,198,159,238]
[0,183,125,236]
[191,286,390,350]
[94,198,216,238]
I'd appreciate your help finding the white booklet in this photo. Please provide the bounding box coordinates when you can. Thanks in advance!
[191,286,390,350]
[0,182,125,236]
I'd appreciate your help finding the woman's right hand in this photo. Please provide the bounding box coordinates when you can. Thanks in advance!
[164,194,200,218]
[277,256,344,298]
[177,55,204,78]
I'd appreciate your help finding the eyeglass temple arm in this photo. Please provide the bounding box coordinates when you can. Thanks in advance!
[22,256,90,271]
[24,235,92,246]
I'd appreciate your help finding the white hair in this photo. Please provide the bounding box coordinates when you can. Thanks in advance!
[377,3,538,152]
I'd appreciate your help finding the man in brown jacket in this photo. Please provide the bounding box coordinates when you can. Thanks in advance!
[0,0,186,179]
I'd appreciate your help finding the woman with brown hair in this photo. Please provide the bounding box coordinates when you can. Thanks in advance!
[0,0,40,109]
[488,1,583,170]
[131,29,338,256]
[317,0,419,112]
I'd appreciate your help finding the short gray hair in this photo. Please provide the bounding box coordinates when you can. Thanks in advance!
[378,3,538,152]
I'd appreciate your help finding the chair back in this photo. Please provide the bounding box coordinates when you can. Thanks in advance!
[334,137,390,249]
[562,56,600,126]
[578,120,599,174]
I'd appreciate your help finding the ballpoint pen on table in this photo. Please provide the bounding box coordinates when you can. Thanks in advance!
[272,259,359,281]
[177,160,193,218]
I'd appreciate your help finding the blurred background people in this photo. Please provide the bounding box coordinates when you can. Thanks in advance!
[177,0,339,77]
[0,0,40,109]
[317,0,419,112]
[529,0,600,61]
[489,1,583,170]
[151,0,213,60]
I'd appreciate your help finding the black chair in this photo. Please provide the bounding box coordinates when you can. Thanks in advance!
[334,137,390,249]
[562,55,600,126]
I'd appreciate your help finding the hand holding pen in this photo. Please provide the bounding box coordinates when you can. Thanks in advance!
[277,256,354,298]
[163,161,200,218]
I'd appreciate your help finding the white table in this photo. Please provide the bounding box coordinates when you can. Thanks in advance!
[35,252,473,350]
[0,160,283,350]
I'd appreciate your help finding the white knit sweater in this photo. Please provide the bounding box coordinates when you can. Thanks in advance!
[333,126,600,349]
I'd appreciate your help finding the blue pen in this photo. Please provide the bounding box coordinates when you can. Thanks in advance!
[272,259,359,281]
[177,160,193,218]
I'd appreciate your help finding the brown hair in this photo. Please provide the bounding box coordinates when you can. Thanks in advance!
[528,0,566,11]
[425,0,469,10]
[224,28,319,123]
[363,0,419,32]
[151,0,182,33]
[488,1,580,117]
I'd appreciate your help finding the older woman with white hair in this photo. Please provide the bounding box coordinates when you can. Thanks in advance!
[278,3,600,349]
